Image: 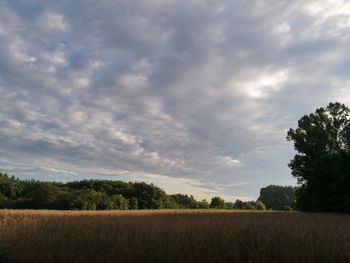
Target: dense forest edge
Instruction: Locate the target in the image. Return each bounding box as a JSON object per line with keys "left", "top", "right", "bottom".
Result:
{"left": 0, "top": 172, "right": 296, "bottom": 211}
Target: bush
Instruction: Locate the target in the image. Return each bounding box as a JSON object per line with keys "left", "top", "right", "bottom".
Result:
{"left": 256, "top": 201, "right": 266, "bottom": 210}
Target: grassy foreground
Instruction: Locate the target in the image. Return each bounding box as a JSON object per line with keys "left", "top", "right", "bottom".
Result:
{"left": 0, "top": 210, "right": 350, "bottom": 263}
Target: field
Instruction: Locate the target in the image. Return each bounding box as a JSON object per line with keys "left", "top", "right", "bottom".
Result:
{"left": 1, "top": 210, "right": 350, "bottom": 263}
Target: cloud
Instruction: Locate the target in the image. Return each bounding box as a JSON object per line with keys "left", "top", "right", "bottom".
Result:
{"left": 0, "top": 0, "right": 349, "bottom": 199}
{"left": 39, "top": 13, "right": 69, "bottom": 32}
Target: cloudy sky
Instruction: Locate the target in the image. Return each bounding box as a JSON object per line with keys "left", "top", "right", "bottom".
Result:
{"left": 1, "top": 0, "right": 350, "bottom": 201}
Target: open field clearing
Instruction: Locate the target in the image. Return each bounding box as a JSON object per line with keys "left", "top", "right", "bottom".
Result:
{"left": 1, "top": 210, "right": 350, "bottom": 263}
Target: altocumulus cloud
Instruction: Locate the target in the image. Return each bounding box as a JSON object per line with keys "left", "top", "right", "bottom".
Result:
{"left": 1, "top": 0, "right": 350, "bottom": 200}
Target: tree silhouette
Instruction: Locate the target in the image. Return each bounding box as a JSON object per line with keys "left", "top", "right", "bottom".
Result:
{"left": 287, "top": 102, "right": 350, "bottom": 212}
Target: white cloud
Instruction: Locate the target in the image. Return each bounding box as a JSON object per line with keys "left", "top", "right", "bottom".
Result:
{"left": 117, "top": 73, "right": 148, "bottom": 92}
{"left": 43, "top": 49, "right": 68, "bottom": 66}
{"left": 40, "top": 166, "right": 78, "bottom": 176}
{"left": 39, "top": 13, "right": 69, "bottom": 31}
{"left": 232, "top": 69, "right": 290, "bottom": 99}
{"left": 74, "top": 77, "right": 90, "bottom": 88}
{"left": 304, "top": 0, "right": 350, "bottom": 17}
{"left": 217, "top": 156, "right": 241, "bottom": 167}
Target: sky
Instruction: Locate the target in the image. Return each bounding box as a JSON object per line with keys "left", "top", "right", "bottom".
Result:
{"left": 1, "top": 0, "right": 350, "bottom": 201}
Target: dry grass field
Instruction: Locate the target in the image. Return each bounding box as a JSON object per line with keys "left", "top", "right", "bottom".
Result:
{"left": 1, "top": 210, "right": 350, "bottom": 263}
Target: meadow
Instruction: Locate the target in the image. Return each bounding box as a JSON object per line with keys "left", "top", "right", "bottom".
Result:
{"left": 0, "top": 210, "right": 350, "bottom": 263}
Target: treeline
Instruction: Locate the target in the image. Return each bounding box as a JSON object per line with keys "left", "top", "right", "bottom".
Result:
{"left": 169, "top": 194, "right": 268, "bottom": 210}
{"left": 0, "top": 172, "right": 296, "bottom": 210}
{"left": 0, "top": 173, "right": 172, "bottom": 210}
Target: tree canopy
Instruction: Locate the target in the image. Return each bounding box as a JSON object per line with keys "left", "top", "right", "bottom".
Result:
{"left": 287, "top": 102, "right": 350, "bottom": 212}
{"left": 210, "top": 196, "right": 226, "bottom": 209}
{"left": 0, "top": 173, "right": 175, "bottom": 210}
{"left": 258, "top": 185, "right": 296, "bottom": 210}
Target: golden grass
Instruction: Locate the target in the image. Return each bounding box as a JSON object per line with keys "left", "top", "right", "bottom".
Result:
{"left": 0, "top": 209, "right": 271, "bottom": 216}
{"left": 1, "top": 210, "right": 350, "bottom": 263}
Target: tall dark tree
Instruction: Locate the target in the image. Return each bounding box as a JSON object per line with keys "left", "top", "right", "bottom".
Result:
{"left": 287, "top": 102, "right": 350, "bottom": 212}
{"left": 258, "top": 185, "right": 296, "bottom": 210}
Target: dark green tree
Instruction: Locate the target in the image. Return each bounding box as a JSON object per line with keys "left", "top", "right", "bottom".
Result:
{"left": 161, "top": 196, "right": 178, "bottom": 209}
{"left": 170, "top": 194, "right": 198, "bottom": 208}
{"left": 129, "top": 197, "right": 138, "bottom": 210}
{"left": 210, "top": 196, "right": 226, "bottom": 209}
{"left": 29, "top": 183, "right": 62, "bottom": 209}
{"left": 242, "top": 201, "right": 256, "bottom": 210}
{"left": 132, "top": 182, "right": 168, "bottom": 209}
{"left": 0, "top": 193, "right": 9, "bottom": 208}
{"left": 225, "top": 202, "right": 235, "bottom": 209}
{"left": 198, "top": 199, "right": 210, "bottom": 209}
{"left": 258, "top": 185, "right": 296, "bottom": 210}
{"left": 287, "top": 102, "right": 350, "bottom": 212}
{"left": 111, "top": 194, "right": 128, "bottom": 210}
{"left": 233, "top": 199, "right": 243, "bottom": 209}
{"left": 0, "top": 173, "right": 22, "bottom": 200}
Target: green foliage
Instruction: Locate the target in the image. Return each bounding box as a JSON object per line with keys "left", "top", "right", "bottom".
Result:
{"left": 287, "top": 102, "right": 350, "bottom": 212}
{"left": 242, "top": 201, "right": 256, "bottom": 210}
{"left": 0, "top": 174, "right": 172, "bottom": 210}
{"left": 225, "top": 202, "right": 235, "bottom": 209}
{"left": 129, "top": 197, "right": 138, "bottom": 210}
{"left": 0, "top": 193, "right": 9, "bottom": 209}
{"left": 198, "top": 199, "right": 210, "bottom": 209}
{"left": 255, "top": 200, "right": 266, "bottom": 210}
{"left": 111, "top": 194, "right": 128, "bottom": 210}
{"left": 258, "top": 185, "right": 296, "bottom": 210}
{"left": 210, "top": 196, "right": 226, "bottom": 209}
{"left": 161, "top": 196, "right": 178, "bottom": 209}
{"left": 234, "top": 199, "right": 243, "bottom": 209}
{"left": 0, "top": 173, "right": 22, "bottom": 200}
{"left": 169, "top": 194, "right": 211, "bottom": 209}
{"left": 30, "top": 183, "right": 63, "bottom": 209}
{"left": 170, "top": 194, "right": 199, "bottom": 209}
